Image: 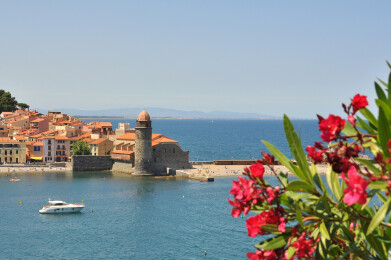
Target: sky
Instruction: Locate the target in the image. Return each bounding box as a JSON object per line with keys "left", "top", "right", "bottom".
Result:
{"left": 0, "top": 1, "right": 390, "bottom": 118}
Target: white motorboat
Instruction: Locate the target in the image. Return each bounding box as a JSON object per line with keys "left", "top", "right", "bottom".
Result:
{"left": 39, "top": 200, "right": 85, "bottom": 214}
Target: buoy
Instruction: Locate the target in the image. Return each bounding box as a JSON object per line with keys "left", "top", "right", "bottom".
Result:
{"left": 20, "top": 201, "right": 22, "bottom": 204}
{"left": 182, "top": 195, "right": 185, "bottom": 198}
{"left": 82, "top": 200, "right": 83, "bottom": 202}
{"left": 204, "top": 250, "right": 207, "bottom": 256}
{"left": 241, "top": 215, "right": 243, "bottom": 218}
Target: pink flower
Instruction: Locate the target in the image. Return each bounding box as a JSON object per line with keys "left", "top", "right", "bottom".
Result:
{"left": 246, "top": 214, "right": 263, "bottom": 237}
{"left": 306, "top": 145, "right": 325, "bottom": 163}
{"left": 342, "top": 166, "right": 369, "bottom": 206}
{"left": 291, "top": 232, "right": 316, "bottom": 258}
{"left": 228, "top": 177, "right": 261, "bottom": 217}
{"left": 249, "top": 162, "right": 265, "bottom": 180}
{"left": 247, "top": 249, "right": 277, "bottom": 260}
{"left": 351, "top": 94, "right": 368, "bottom": 114}
{"left": 265, "top": 186, "right": 280, "bottom": 205}
{"left": 245, "top": 207, "right": 287, "bottom": 237}
{"left": 317, "top": 114, "right": 345, "bottom": 142}
{"left": 348, "top": 115, "right": 356, "bottom": 126}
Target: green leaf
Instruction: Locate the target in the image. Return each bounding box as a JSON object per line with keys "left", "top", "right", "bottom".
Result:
{"left": 375, "top": 81, "right": 387, "bottom": 102}
{"left": 376, "top": 99, "right": 391, "bottom": 120}
{"left": 287, "top": 180, "right": 316, "bottom": 193}
{"left": 377, "top": 192, "right": 387, "bottom": 203}
{"left": 326, "top": 167, "right": 342, "bottom": 201}
{"left": 287, "top": 247, "right": 296, "bottom": 259}
{"left": 366, "top": 198, "right": 391, "bottom": 236}
{"left": 360, "top": 107, "right": 378, "bottom": 129}
{"left": 283, "top": 115, "right": 313, "bottom": 184}
{"left": 295, "top": 202, "right": 304, "bottom": 228}
{"left": 356, "top": 158, "right": 381, "bottom": 176}
{"left": 262, "top": 140, "right": 304, "bottom": 180}
{"left": 368, "top": 181, "right": 388, "bottom": 190}
{"left": 319, "top": 221, "right": 330, "bottom": 240}
{"left": 378, "top": 78, "right": 388, "bottom": 88}
{"left": 256, "top": 234, "right": 290, "bottom": 250}
{"left": 377, "top": 107, "right": 391, "bottom": 156}
{"left": 356, "top": 116, "right": 376, "bottom": 135}
{"left": 342, "top": 122, "right": 357, "bottom": 136}
{"left": 367, "top": 234, "right": 387, "bottom": 259}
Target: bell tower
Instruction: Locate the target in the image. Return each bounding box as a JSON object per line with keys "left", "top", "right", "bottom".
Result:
{"left": 134, "top": 110, "right": 153, "bottom": 175}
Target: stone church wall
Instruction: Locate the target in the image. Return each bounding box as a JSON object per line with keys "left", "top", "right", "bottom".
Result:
{"left": 151, "top": 143, "right": 192, "bottom": 174}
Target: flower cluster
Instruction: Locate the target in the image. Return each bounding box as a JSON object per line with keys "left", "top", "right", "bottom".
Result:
{"left": 229, "top": 83, "right": 391, "bottom": 259}
{"left": 246, "top": 207, "right": 287, "bottom": 237}
{"left": 291, "top": 232, "right": 316, "bottom": 259}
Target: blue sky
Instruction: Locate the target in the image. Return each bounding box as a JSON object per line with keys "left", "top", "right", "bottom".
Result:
{"left": 0, "top": 1, "right": 390, "bottom": 118}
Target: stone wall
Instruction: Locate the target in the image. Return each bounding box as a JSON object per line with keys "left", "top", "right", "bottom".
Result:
{"left": 151, "top": 143, "right": 192, "bottom": 174}
{"left": 112, "top": 159, "right": 133, "bottom": 174}
{"left": 72, "top": 155, "right": 113, "bottom": 171}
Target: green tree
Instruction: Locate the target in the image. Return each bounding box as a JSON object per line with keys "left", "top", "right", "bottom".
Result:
{"left": 72, "top": 141, "right": 92, "bottom": 155}
{"left": 17, "top": 103, "right": 30, "bottom": 110}
{"left": 0, "top": 90, "right": 18, "bottom": 113}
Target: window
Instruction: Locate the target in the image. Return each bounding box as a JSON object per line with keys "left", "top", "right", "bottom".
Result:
{"left": 16, "top": 158, "right": 18, "bottom": 163}
{"left": 38, "top": 147, "right": 40, "bottom": 151}
{"left": 173, "top": 148, "right": 175, "bottom": 153}
{"left": 48, "top": 140, "right": 51, "bottom": 144}
{"left": 48, "top": 152, "right": 51, "bottom": 156}
{"left": 16, "top": 150, "right": 18, "bottom": 155}
{"left": 154, "top": 157, "right": 157, "bottom": 162}
{"left": 5, "top": 150, "right": 7, "bottom": 155}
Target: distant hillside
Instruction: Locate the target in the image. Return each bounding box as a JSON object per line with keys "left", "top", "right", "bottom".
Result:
{"left": 35, "top": 107, "right": 280, "bottom": 119}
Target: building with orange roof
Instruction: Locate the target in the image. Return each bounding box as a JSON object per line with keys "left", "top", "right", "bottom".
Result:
{"left": 112, "top": 110, "right": 191, "bottom": 174}
{"left": 30, "top": 118, "right": 49, "bottom": 132}
{"left": 7, "top": 117, "right": 29, "bottom": 128}
{"left": 0, "top": 140, "right": 26, "bottom": 164}
{"left": 42, "top": 135, "right": 71, "bottom": 162}
{"left": 89, "top": 138, "right": 113, "bottom": 156}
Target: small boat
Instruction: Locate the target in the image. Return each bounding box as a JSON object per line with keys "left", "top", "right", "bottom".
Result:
{"left": 10, "top": 177, "right": 20, "bottom": 182}
{"left": 39, "top": 200, "right": 85, "bottom": 214}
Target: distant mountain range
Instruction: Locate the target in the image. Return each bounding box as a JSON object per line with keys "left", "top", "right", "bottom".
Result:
{"left": 35, "top": 107, "right": 280, "bottom": 119}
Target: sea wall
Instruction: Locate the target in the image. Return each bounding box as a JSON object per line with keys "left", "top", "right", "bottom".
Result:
{"left": 72, "top": 155, "right": 113, "bottom": 171}
{"left": 112, "top": 159, "right": 133, "bottom": 174}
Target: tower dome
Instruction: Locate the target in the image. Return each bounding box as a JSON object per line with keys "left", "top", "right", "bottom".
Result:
{"left": 137, "top": 110, "right": 151, "bottom": 122}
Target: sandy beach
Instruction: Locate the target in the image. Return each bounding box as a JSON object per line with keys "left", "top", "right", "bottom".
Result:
{"left": 0, "top": 165, "right": 72, "bottom": 174}
{"left": 182, "top": 164, "right": 328, "bottom": 178}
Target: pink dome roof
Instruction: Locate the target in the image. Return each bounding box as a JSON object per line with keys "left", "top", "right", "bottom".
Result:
{"left": 137, "top": 110, "right": 151, "bottom": 121}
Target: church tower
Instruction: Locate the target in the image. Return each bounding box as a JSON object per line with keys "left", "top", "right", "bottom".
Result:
{"left": 134, "top": 110, "right": 153, "bottom": 175}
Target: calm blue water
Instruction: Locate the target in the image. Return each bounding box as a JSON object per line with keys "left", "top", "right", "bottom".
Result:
{"left": 0, "top": 173, "right": 283, "bottom": 259}
{"left": 1, "top": 120, "right": 322, "bottom": 259}
{"left": 84, "top": 119, "right": 320, "bottom": 161}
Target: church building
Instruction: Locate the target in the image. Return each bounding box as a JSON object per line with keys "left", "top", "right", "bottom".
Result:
{"left": 112, "top": 110, "right": 191, "bottom": 175}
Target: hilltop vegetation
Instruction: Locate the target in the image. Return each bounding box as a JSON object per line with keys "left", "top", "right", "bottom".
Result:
{"left": 0, "top": 90, "right": 29, "bottom": 114}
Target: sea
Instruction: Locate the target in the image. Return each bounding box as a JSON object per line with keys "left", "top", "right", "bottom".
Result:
{"left": 0, "top": 119, "right": 320, "bottom": 259}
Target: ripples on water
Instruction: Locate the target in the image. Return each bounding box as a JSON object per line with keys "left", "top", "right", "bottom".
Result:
{"left": 0, "top": 173, "right": 286, "bottom": 259}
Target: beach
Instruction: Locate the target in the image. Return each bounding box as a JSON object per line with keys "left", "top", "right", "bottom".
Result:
{"left": 0, "top": 165, "right": 71, "bottom": 174}
{"left": 182, "top": 164, "right": 329, "bottom": 178}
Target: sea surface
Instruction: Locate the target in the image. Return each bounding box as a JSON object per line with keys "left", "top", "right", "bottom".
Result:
{"left": 0, "top": 173, "right": 284, "bottom": 259}
{"left": 83, "top": 118, "right": 321, "bottom": 161}
{"left": 1, "top": 119, "right": 322, "bottom": 259}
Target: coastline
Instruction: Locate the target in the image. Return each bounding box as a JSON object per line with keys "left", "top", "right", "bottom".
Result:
{"left": 0, "top": 163, "right": 329, "bottom": 178}
{"left": 181, "top": 164, "right": 328, "bottom": 178}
